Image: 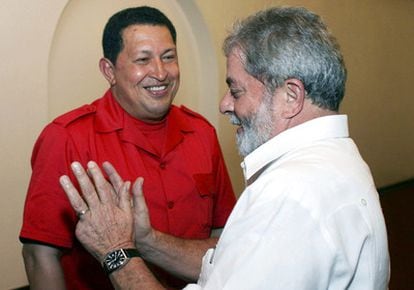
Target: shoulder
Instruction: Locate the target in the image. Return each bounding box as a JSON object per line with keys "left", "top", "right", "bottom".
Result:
{"left": 34, "top": 104, "right": 96, "bottom": 147}
{"left": 52, "top": 104, "right": 96, "bottom": 127}
{"left": 176, "top": 105, "right": 215, "bottom": 129}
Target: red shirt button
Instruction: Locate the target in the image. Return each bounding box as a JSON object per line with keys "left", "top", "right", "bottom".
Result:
{"left": 167, "top": 201, "right": 174, "bottom": 209}
{"left": 160, "top": 162, "right": 166, "bottom": 169}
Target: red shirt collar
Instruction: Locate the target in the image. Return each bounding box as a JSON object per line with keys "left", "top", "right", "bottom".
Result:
{"left": 94, "top": 89, "right": 194, "bottom": 155}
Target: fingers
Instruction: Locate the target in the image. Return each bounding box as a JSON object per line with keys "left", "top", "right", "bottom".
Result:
{"left": 85, "top": 161, "right": 114, "bottom": 204}
{"left": 59, "top": 175, "right": 89, "bottom": 215}
{"left": 118, "top": 181, "right": 132, "bottom": 212}
{"left": 71, "top": 162, "right": 100, "bottom": 207}
{"left": 102, "top": 161, "right": 124, "bottom": 194}
{"left": 64, "top": 160, "right": 134, "bottom": 216}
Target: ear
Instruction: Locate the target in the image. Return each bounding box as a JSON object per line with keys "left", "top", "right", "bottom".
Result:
{"left": 99, "top": 58, "right": 116, "bottom": 86}
{"left": 281, "top": 78, "right": 306, "bottom": 118}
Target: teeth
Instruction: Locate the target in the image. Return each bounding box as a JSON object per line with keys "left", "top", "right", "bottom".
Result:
{"left": 146, "top": 85, "right": 167, "bottom": 91}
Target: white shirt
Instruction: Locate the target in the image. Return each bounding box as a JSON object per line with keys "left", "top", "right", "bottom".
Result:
{"left": 185, "top": 115, "right": 390, "bottom": 290}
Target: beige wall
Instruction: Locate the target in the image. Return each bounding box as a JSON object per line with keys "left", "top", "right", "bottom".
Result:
{"left": 1, "top": 0, "right": 413, "bottom": 288}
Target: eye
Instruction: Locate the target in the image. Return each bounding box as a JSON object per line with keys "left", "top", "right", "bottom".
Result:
{"left": 230, "top": 89, "right": 242, "bottom": 99}
{"left": 162, "top": 53, "right": 176, "bottom": 63}
{"left": 135, "top": 57, "right": 150, "bottom": 64}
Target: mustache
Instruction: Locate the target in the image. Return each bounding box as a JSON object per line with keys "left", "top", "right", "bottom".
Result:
{"left": 227, "top": 113, "right": 242, "bottom": 126}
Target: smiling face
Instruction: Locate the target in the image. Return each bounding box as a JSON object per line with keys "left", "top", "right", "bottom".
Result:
{"left": 100, "top": 24, "right": 180, "bottom": 122}
{"left": 220, "top": 48, "right": 287, "bottom": 156}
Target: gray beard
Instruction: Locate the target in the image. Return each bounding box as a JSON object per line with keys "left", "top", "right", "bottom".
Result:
{"left": 229, "top": 96, "right": 274, "bottom": 157}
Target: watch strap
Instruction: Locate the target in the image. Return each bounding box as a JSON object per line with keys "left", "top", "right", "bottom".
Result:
{"left": 123, "top": 248, "right": 141, "bottom": 259}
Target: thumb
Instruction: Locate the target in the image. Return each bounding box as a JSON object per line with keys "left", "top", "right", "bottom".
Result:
{"left": 132, "top": 177, "right": 154, "bottom": 243}
{"left": 132, "top": 177, "right": 148, "bottom": 213}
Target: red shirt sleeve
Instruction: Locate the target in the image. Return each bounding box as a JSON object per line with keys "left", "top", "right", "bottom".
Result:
{"left": 20, "top": 123, "right": 80, "bottom": 248}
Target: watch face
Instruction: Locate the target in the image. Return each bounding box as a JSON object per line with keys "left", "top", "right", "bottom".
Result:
{"left": 104, "top": 250, "right": 127, "bottom": 271}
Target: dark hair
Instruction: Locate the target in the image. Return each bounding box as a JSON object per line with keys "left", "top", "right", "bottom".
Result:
{"left": 223, "top": 7, "right": 347, "bottom": 111}
{"left": 102, "top": 6, "right": 177, "bottom": 64}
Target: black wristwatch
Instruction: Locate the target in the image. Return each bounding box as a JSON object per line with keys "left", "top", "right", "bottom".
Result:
{"left": 102, "top": 248, "right": 141, "bottom": 275}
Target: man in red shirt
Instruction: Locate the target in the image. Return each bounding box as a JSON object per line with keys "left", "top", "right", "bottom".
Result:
{"left": 20, "top": 6, "right": 235, "bottom": 290}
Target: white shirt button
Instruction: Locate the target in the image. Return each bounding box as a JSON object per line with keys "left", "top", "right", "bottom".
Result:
{"left": 361, "top": 198, "right": 367, "bottom": 206}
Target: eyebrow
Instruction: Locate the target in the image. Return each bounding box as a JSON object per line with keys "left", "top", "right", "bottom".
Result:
{"left": 163, "top": 48, "right": 177, "bottom": 54}
{"left": 136, "top": 47, "right": 176, "bottom": 55}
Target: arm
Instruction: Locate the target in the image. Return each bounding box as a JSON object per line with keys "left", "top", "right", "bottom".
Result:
{"left": 22, "top": 243, "right": 66, "bottom": 290}
{"left": 130, "top": 176, "right": 215, "bottom": 281}
{"left": 20, "top": 123, "right": 82, "bottom": 289}
{"left": 109, "top": 258, "right": 164, "bottom": 290}
{"left": 137, "top": 233, "right": 216, "bottom": 282}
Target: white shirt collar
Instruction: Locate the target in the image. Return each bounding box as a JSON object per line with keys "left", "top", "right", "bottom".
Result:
{"left": 241, "top": 115, "right": 349, "bottom": 181}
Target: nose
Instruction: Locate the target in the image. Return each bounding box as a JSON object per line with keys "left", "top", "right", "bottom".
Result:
{"left": 219, "top": 90, "right": 234, "bottom": 114}
{"left": 151, "top": 59, "right": 168, "bottom": 81}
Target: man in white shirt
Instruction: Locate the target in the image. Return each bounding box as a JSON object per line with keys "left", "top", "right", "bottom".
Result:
{"left": 60, "top": 6, "right": 390, "bottom": 289}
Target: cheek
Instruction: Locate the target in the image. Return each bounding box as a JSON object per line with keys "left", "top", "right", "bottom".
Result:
{"left": 119, "top": 64, "right": 147, "bottom": 84}
{"left": 167, "top": 64, "right": 180, "bottom": 78}
{"left": 131, "top": 68, "right": 148, "bottom": 83}
{"left": 234, "top": 98, "right": 253, "bottom": 117}
{"left": 233, "top": 104, "right": 249, "bottom": 121}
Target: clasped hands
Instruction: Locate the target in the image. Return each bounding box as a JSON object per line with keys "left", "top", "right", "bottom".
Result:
{"left": 59, "top": 161, "right": 152, "bottom": 262}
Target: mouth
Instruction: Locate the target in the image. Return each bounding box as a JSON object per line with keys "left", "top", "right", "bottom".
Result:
{"left": 227, "top": 114, "right": 244, "bottom": 133}
{"left": 144, "top": 84, "right": 169, "bottom": 96}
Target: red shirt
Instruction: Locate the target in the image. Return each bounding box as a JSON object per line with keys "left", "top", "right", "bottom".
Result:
{"left": 20, "top": 90, "right": 236, "bottom": 289}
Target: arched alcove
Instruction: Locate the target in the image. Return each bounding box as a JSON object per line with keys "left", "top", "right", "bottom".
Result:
{"left": 48, "top": 0, "right": 219, "bottom": 125}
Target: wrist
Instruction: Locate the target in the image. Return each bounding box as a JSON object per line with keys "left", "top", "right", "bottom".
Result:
{"left": 102, "top": 248, "right": 141, "bottom": 275}
{"left": 98, "top": 241, "right": 136, "bottom": 262}
{"left": 136, "top": 229, "right": 156, "bottom": 246}
{"left": 135, "top": 229, "right": 165, "bottom": 260}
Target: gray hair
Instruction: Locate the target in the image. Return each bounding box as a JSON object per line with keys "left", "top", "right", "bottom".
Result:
{"left": 223, "top": 7, "right": 347, "bottom": 111}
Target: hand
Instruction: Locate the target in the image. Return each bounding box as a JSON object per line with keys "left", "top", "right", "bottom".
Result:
{"left": 131, "top": 175, "right": 153, "bottom": 245}
{"left": 59, "top": 161, "right": 135, "bottom": 262}
{"left": 95, "top": 162, "right": 154, "bottom": 245}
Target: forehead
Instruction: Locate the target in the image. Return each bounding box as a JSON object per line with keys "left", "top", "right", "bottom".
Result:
{"left": 226, "top": 48, "right": 256, "bottom": 86}
{"left": 226, "top": 48, "right": 244, "bottom": 70}
{"left": 121, "top": 24, "right": 174, "bottom": 46}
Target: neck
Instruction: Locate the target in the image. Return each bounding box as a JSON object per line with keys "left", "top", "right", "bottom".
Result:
{"left": 275, "top": 100, "right": 337, "bottom": 136}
